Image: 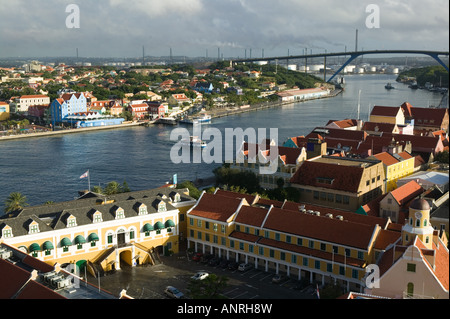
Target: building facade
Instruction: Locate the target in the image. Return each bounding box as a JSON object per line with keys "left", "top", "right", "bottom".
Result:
{"left": 186, "top": 190, "right": 401, "bottom": 293}
{"left": 0, "top": 188, "right": 196, "bottom": 275}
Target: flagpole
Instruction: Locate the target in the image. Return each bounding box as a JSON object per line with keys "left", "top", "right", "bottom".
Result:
{"left": 88, "top": 169, "right": 91, "bottom": 191}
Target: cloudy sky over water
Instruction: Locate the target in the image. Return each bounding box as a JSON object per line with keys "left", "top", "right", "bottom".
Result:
{"left": 0, "top": 0, "right": 448, "bottom": 58}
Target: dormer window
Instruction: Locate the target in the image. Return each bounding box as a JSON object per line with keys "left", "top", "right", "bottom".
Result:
{"left": 138, "top": 204, "right": 148, "bottom": 215}
{"left": 28, "top": 221, "right": 39, "bottom": 234}
{"left": 158, "top": 201, "right": 167, "bottom": 212}
{"left": 172, "top": 193, "right": 181, "bottom": 203}
{"left": 1, "top": 225, "right": 13, "bottom": 238}
{"left": 93, "top": 210, "right": 103, "bottom": 223}
{"left": 115, "top": 207, "right": 125, "bottom": 219}
{"left": 67, "top": 215, "right": 77, "bottom": 227}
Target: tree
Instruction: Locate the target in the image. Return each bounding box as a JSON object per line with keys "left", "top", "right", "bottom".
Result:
{"left": 176, "top": 181, "right": 201, "bottom": 199}
{"left": 187, "top": 274, "right": 229, "bottom": 299}
{"left": 104, "top": 181, "right": 121, "bottom": 195}
{"left": 4, "top": 192, "right": 29, "bottom": 213}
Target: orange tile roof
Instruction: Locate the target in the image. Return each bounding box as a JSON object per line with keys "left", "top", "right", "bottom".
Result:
{"left": 290, "top": 161, "right": 364, "bottom": 193}
{"left": 373, "top": 229, "right": 401, "bottom": 250}
{"left": 189, "top": 193, "right": 244, "bottom": 222}
{"left": 373, "top": 152, "right": 399, "bottom": 166}
{"left": 390, "top": 180, "right": 424, "bottom": 206}
{"left": 263, "top": 207, "right": 376, "bottom": 249}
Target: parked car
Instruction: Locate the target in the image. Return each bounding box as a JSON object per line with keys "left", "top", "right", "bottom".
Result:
{"left": 219, "top": 259, "right": 230, "bottom": 269}
{"left": 191, "top": 271, "right": 209, "bottom": 281}
{"left": 227, "top": 261, "right": 239, "bottom": 270}
{"left": 201, "top": 253, "right": 214, "bottom": 264}
{"left": 164, "top": 286, "right": 184, "bottom": 299}
{"left": 238, "top": 263, "right": 252, "bottom": 272}
{"left": 272, "top": 274, "right": 287, "bottom": 284}
{"left": 192, "top": 252, "right": 203, "bottom": 262}
{"left": 208, "top": 257, "right": 221, "bottom": 266}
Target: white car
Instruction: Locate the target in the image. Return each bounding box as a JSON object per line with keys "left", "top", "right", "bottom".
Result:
{"left": 164, "top": 286, "right": 184, "bottom": 299}
{"left": 191, "top": 271, "right": 209, "bottom": 280}
{"left": 238, "top": 263, "right": 252, "bottom": 272}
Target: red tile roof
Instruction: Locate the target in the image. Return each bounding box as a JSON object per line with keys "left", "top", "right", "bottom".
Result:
{"left": 189, "top": 193, "right": 244, "bottom": 222}
{"left": 290, "top": 161, "right": 364, "bottom": 193}
{"left": 373, "top": 152, "right": 399, "bottom": 166}
{"left": 370, "top": 106, "right": 402, "bottom": 117}
{"left": 390, "top": 180, "right": 424, "bottom": 206}
{"left": 263, "top": 207, "right": 376, "bottom": 249}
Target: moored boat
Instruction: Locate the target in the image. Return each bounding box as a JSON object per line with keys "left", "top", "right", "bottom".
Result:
{"left": 181, "top": 136, "right": 207, "bottom": 148}
{"left": 385, "top": 83, "right": 395, "bottom": 90}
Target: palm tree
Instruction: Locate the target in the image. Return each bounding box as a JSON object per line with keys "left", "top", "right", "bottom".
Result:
{"left": 4, "top": 192, "right": 29, "bottom": 213}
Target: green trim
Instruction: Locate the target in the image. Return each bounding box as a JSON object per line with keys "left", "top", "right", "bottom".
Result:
{"left": 165, "top": 219, "right": 175, "bottom": 228}
{"left": 74, "top": 235, "right": 86, "bottom": 244}
{"left": 60, "top": 237, "right": 72, "bottom": 247}
{"left": 154, "top": 221, "right": 165, "bottom": 230}
{"left": 42, "top": 241, "right": 54, "bottom": 250}
{"left": 143, "top": 223, "right": 154, "bottom": 232}
{"left": 87, "top": 233, "right": 99, "bottom": 242}
{"left": 29, "top": 243, "right": 41, "bottom": 252}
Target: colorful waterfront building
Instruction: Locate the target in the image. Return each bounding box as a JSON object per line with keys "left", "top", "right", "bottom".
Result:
{"left": 186, "top": 190, "right": 402, "bottom": 293}
{"left": 0, "top": 187, "right": 196, "bottom": 275}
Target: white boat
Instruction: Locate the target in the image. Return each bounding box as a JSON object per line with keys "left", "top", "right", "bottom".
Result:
{"left": 178, "top": 117, "right": 199, "bottom": 125}
{"left": 181, "top": 136, "right": 207, "bottom": 148}
{"left": 193, "top": 113, "right": 211, "bottom": 123}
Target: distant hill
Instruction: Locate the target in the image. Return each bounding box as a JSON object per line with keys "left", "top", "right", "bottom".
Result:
{"left": 397, "top": 65, "right": 449, "bottom": 87}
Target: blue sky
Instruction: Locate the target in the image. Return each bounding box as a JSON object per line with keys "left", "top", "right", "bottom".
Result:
{"left": 0, "top": 0, "right": 448, "bottom": 58}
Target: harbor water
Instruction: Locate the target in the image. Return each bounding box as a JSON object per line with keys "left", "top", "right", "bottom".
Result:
{"left": 0, "top": 74, "right": 445, "bottom": 213}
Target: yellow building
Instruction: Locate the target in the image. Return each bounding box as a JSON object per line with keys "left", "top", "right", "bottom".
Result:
{"left": 187, "top": 190, "right": 402, "bottom": 293}
{"left": 369, "top": 198, "right": 449, "bottom": 299}
{"left": 370, "top": 151, "right": 415, "bottom": 192}
{"left": 369, "top": 106, "right": 405, "bottom": 125}
{"left": 0, "top": 101, "right": 10, "bottom": 121}
{"left": 0, "top": 187, "right": 196, "bottom": 275}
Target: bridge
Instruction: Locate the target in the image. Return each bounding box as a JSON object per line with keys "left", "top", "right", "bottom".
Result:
{"left": 230, "top": 50, "right": 449, "bottom": 83}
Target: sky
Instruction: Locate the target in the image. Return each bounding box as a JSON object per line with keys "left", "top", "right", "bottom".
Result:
{"left": 0, "top": 0, "right": 448, "bottom": 59}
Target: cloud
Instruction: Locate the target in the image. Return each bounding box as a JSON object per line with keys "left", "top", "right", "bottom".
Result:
{"left": 0, "top": 0, "right": 447, "bottom": 58}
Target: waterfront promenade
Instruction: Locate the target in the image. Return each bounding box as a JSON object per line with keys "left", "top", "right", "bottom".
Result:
{"left": 0, "top": 121, "right": 146, "bottom": 141}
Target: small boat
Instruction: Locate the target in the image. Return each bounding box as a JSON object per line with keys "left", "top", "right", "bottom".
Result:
{"left": 156, "top": 117, "right": 177, "bottom": 125}
{"left": 385, "top": 83, "right": 395, "bottom": 90}
{"left": 181, "top": 136, "right": 207, "bottom": 148}
{"left": 193, "top": 113, "right": 211, "bottom": 123}
{"left": 178, "top": 117, "right": 199, "bottom": 125}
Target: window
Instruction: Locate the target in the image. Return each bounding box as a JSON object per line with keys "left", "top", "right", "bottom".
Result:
{"left": 213, "top": 223, "right": 218, "bottom": 232}
{"left": 275, "top": 233, "right": 280, "bottom": 241}
{"left": 335, "top": 195, "right": 342, "bottom": 204}
{"left": 259, "top": 247, "right": 264, "bottom": 255}
{"left": 115, "top": 208, "right": 125, "bottom": 219}
{"left": 213, "top": 235, "right": 218, "bottom": 244}
{"left": 269, "top": 249, "right": 275, "bottom": 258}
{"left": 297, "top": 238, "right": 303, "bottom": 246}
{"left": 339, "top": 266, "right": 345, "bottom": 276}
{"left": 352, "top": 269, "right": 359, "bottom": 279}
{"left": 197, "top": 219, "right": 202, "bottom": 228}
{"left": 327, "top": 193, "right": 334, "bottom": 202}
{"left": 333, "top": 246, "right": 338, "bottom": 254}
{"left": 205, "top": 234, "right": 210, "bottom": 242}
{"left": 280, "top": 252, "right": 286, "bottom": 261}
{"left": 249, "top": 245, "right": 254, "bottom": 253}
{"left": 313, "top": 191, "right": 319, "bottom": 200}
{"left": 327, "top": 263, "right": 333, "bottom": 272}
{"left": 416, "top": 219, "right": 420, "bottom": 227}
{"left": 93, "top": 212, "right": 103, "bottom": 223}
{"left": 197, "top": 232, "right": 202, "bottom": 240}
{"left": 309, "top": 240, "right": 314, "bottom": 249}
{"left": 139, "top": 205, "right": 148, "bottom": 215}
{"left": 221, "top": 225, "right": 226, "bottom": 233}
{"left": 303, "top": 257, "right": 308, "bottom": 267}
{"left": 221, "top": 237, "right": 226, "bottom": 246}
{"left": 230, "top": 240, "right": 234, "bottom": 248}
{"left": 345, "top": 248, "right": 350, "bottom": 257}
{"left": 190, "top": 230, "right": 194, "bottom": 238}
{"left": 205, "top": 221, "right": 210, "bottom": 229}
{"left": 264, "top": 231, "right": 270, "bottom": 238}
{"left": 358, "top": 251, "right": 364, "bottom": 260}
{"left": 314, "top": 260, "right": 320, "bottom": 270}
{"left": 189, "top": 218, "right": 194, "bottom": 226}
{"left": 291, "top": 255, "right": 297, "bottom": 264}
{"left": 29, "top": 223, "right": 39, "bottom": 234}
{"left": 107, "top": 234, "right": 113, "bottom": 244}
{"left": 2, "top": 227, "right": 13, "bottom": 238}
{"left": 407, "top": 263, "right": 416, "bottom": 272}
{"left": 67, "top": 216, "right": 77, "bottom": 227}
{"left": 286, "top": 235, "right": 292, "bottom": 244}
{"left": 407, "top": 283, "right": 414, "bottom": 297}
{"left": 343, "top": 196, "right": 350, "bottom": 205}
{"left": 320, "top": 243, "right": 326, "bottom": 251}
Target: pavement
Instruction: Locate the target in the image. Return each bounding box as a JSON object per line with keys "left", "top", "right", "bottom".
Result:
{"left": 93, "top": 249, "right": 317, "bottom": 300}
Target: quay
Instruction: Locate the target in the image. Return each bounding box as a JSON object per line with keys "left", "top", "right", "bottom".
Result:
{"left": 207, "top": 89, "right": 343, "bottom": 119}
{"left": 0, "top": 121, "right": 146, "bottom": 141}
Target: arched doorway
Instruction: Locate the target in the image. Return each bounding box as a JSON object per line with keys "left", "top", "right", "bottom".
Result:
{"left": 119, "top": 250, "right": 133, "bottom": 268}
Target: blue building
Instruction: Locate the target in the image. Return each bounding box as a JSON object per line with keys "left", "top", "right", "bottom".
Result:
{"left": 194, "top": 82, "right": 214, "bottom": 94}
{"left": 50, "top": 93, "right": 124, "bottom": 128}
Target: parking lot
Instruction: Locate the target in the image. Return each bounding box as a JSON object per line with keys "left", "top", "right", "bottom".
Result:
{"left": 95, "top": 251, "right": 318, "bottom": 300}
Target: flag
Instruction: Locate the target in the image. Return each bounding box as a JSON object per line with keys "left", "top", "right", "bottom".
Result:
{"left": 80, "top": 171, "right": 89, "bottom": 179}
{"left": 316, "top": 284, "right": 320, "bottom": 299}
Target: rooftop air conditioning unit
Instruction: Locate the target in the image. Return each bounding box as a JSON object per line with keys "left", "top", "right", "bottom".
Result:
{"left": 42, "top": 271, "right": 57, "bottom": 283}
{"left": 336, "top": 215, "right": 344, "bottom": 221}
{"left": 307, "top": 210, "right": 314, "bottom": 214}
{"left": 325, "top": 213, "right": 333, "bottom": 218}
{"left": 298, "top": 205, "right": 306, "bottom": 211}
{"left": 55, "top": 277, "right": 72, "bottom": 289}
{"left": 313, "top": 211, "right": 320, "bottom": 216}
{"left": 0, "top": 248, "right": 12, "bottom": 259}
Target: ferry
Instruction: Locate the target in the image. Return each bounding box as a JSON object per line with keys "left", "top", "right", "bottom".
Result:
{"left": 178, "top": 117, "right": 199, "bottom": 125}
{"left": 181, "top": 136, "right": 207, "bottom": 148}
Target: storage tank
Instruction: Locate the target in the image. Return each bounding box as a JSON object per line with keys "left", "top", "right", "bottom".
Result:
{"left": 287, "top": 64, "right": 297, "bottom": 71}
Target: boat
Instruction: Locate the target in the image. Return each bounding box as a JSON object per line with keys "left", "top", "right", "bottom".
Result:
{"left": 408, "top": 81, "right": 418, "bottom": 90}
{"left": 181, "top": 136, "right": 207, "bottom": 148}
{"left": 193, "top": 113, "right": 211, "bottom": 123}
{"left": 385, "top": 83, "right": 395, "bottom": 90}
{"left": 156, "top": 117, "right": 177, "bottom": 125}
{"left": 178, "top": 117, "right": 199, "bottom": 125}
